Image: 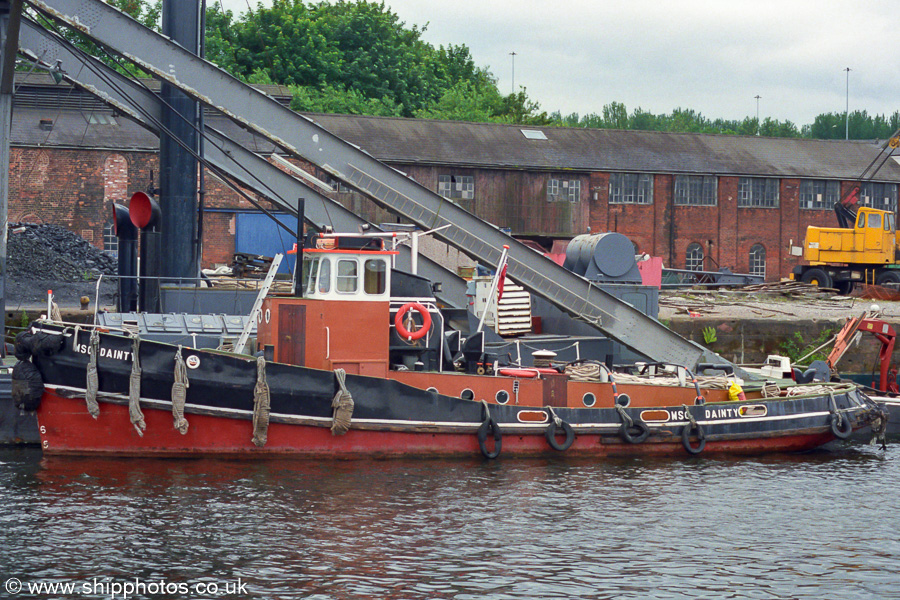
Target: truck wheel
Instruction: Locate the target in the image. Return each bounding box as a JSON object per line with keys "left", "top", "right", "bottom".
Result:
{"left": 801, "top": 268, "right": 832, "bottom": 289}
{"left": 835, "top": 281, "right": 855, "bottom": 295}
{"left": 876, "top": 271, "right": 900, "bottom": 286}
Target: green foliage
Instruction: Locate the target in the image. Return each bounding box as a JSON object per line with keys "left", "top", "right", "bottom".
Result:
{"left": 702, "top": 326, "right": 717, "bottom": 345}
{"left": 289, "top": 82, "right": 401, "bottom": 116}
{"left": 778, "top": 329, "right": 833, "bottom": 365}
{"left": 19, "top": 310, "right": 29, "bottom": 329}
{"left": 200, "top": 0, "right": 547, "bottom": 122}
{"left": 548, "top": 104, "right": 801, "bottom": 138}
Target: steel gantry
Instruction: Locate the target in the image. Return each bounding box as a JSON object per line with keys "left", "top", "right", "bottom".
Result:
{"left": 21, "top": 0, "right": 732, "bottom": 371}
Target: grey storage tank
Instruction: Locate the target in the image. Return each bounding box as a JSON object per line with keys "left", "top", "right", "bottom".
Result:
{"left": 562, "top": 232, "right": 642, "bottom": 283}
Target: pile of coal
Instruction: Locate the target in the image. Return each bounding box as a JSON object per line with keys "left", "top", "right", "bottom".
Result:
{"left": 7, "top": 223, "right": 117, "bottom": 282}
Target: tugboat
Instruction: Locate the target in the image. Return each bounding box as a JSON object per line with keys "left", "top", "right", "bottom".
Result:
{"left": 14, "top": 231, "right": 887, "bottom": 458}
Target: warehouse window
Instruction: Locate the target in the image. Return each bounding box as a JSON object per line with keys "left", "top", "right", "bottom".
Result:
{"left": 547, "top": 178, "right": 580, "bottom": 202}
{"left": 103, "top": 222, "right": 118, "bottom": 257}
{"left": 674, "top": 175, "right": 717, "bottom": 206}
{"left": 329, "top": 178, "right": 351, "bottom": 193}
{"left": 859, "top": 182, "right": 898, "bottom": 213}
{"left": 749, "top": 244, "right": 766, "bottom": 278}
{"left": 799, "top": 180, "right": 840, "bottom": 210}
{"left": 738, "top": 177, "right": 779, "bottom": 208}
{"left": 685, "top": 243, "right": 704, "bottom": 271}
{"left": 609, "top": 173, "right": 653, "bottom": 204}
{"left": 438, "top": 175, "right": 474, "bottom": 200}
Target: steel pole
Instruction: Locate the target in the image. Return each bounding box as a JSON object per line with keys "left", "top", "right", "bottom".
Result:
{"left": 0, "top": 0, "right": 23, "bottom": 356}
{"left": 845, "top": 67, "right": 851, "bottom": 140}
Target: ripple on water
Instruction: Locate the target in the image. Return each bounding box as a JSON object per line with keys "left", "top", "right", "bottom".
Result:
{"left": 0, "top": 445, "right": 898, "bottom": 599}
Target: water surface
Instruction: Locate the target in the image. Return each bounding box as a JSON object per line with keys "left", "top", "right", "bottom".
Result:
{"left": 0, "top": 444, "right": 898, "bottom": 599}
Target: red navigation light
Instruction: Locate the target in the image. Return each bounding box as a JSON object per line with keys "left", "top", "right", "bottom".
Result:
{"left": 129, "top": 191, "right": 161, "bottom": 230}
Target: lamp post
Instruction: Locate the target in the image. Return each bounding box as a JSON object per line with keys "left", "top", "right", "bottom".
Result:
{"left": 754, "top": 95, "right": 761, "bottom": 135}
{"left": 509, "top": 51, "right": 517, "bottom": 94}
{"left": 844, "top": 67, "right": 851, "bottom": 140}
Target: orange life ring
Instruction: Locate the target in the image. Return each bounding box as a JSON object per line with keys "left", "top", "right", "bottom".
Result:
{"left": 395, "top": 302, "right": 432, "bottom": 340}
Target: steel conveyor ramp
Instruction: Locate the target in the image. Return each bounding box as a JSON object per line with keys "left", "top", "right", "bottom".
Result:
{"left": 16, "top": 16, "right": 469, "bottom": 307}
{"left": 26, "top": 0, "right": 725, "bottom": 370}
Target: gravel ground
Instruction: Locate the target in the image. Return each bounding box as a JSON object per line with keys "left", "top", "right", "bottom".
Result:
{"left": 660, "top": 289, "right": 900, "bottom": 323}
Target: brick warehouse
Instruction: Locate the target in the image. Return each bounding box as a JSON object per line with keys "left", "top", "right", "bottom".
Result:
{"left": 9, "top": 73, "right": 900, "bottom": 281}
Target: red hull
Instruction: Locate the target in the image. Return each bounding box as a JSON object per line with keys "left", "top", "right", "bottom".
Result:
{"left": 36, "top": 389, "right": 838, "bottom": 458}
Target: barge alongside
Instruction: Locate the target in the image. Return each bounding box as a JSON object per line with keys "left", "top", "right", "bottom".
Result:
{"left": 16, "top": 233, "right": 888, "bottom": 458}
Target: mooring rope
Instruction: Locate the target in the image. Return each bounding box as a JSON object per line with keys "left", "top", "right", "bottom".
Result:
{"left": 564, "top": 363, "right": 731, "bottom": 389}
{"left": 331, "top": 368, "right": 354, "bottom": 436}
{"left": 546, "top": 405, "right": 562, "bottom": 427}
{"left": 171, "top": 346, "right": 190, "bottom": 435}
{"left": 614, "top": 403, "right": 633, "bottom": 428}
{"left": 761, "top": 382, "right": 781, "bottom": 398}
{"left": 252, "top": 356, "right": 271, "bottom": 447}
{"left": 682, "top": 404, "right": 699, "bottom": 428}
{"left": 828, "top": 390, "right": 843, "bottom": 428}
{"left": 84, "top": 328, "right": 100, "bottom": 419}
{"left": 50, "top": 301, "right": 62, "bottom": 323}
{"left": 128, "top": 336, "right": 146, "bottom": 436}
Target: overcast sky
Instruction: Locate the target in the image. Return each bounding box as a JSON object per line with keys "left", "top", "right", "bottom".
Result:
{"left": 218, "top": 0, "right": 899, "bottom": 127}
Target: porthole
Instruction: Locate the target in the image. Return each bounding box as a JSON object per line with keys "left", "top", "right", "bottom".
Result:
{"left": 739, "top": 405, "right": 768, "bottom": 417}
{"left": 496, "top": 390, "right": 510, "bottom": 404}
{"left": 426, "top": 387, "right": 438, "bottom": 394}
{"left": 460, "top": 388, "right": 475, "bottom": 401}
{"left": 615, "top": 393, "right": 631, "bottom": 408}
{"left": 582, "top": 392, "right": 596, "bottom": 407}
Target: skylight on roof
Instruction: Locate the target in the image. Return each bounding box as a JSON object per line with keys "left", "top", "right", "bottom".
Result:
{"left": 521, "top": 129, "right": 547, "bottom": 140}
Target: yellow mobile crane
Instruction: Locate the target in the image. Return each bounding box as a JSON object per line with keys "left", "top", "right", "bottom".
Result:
{"left": 790, "top": 134, "right": 900, "bottom": 293}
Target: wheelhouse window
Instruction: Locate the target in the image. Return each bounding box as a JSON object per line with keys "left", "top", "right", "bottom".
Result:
{"left": 609, "top": 173, "right": 653, "bottom": 205}
{"left": 799, "top": 180, "right": 839, "bottom": 210}
{"left": 859, "top": 182, "right": 898, "bottom": 213}
{"left": 547, "top": 178, "right": 581, "bottom": 202}
{"left": 336, "top": 259, "right": 359, "bottom": 293}
{"left": 364, "top": 258, "right": 387, "bottom": 295}
{"left": 674, "top": 175, "right": 717, "bottom": 206}
{"left": 749, "top": 244, "right": 766, "bottom": 278}
{"left": 438, "top": 175, "right": 474, "bottom": 200}
{"left": 305, "top": 256, "right": 331, "bottom": 295}
{"left": 685, "top": 243, "right": 704, "bottom": 271}
{"left": 738, "top": 177, "right": 779, "bottom": 208}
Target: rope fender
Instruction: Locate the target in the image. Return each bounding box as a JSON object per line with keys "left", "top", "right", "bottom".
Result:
{"left": 681, "top": 404, "right": 706, "bottom": 455}
{"left": 828, "top": 391, "right": 852, "bottom": 440}
{"left": 252, "top": 356, "right": 271, "bottom": 447}
{"left": 128, "top": 336, "right": 146, "bottom": 436}
{"left": 83, "top": 327, "right": 100, "bottom": 419}
{"left": 477, "top": 400, "right": 502, "bottom": 459}
{"left": 171, "top": 347, "right": 190, "bottom": 435}
{"left": 545, "top": 406, "right": 575, "bottom": 451}
{"left": 615, "top": 404, "right": 649, "bottom": 444}
{"left": 331, "top": 368, "right": 354, "bottom": 436}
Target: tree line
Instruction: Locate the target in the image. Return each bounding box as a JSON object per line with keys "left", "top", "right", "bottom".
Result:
{"left": 104, "top": 0, "right": 900, "bottom": 140}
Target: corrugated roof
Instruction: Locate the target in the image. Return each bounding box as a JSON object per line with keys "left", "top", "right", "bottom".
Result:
{"left": 10, "top": 72, "right": 900, "bottom": 181}
{"left": 307, "top": 113, "right": 900, "bottom": 181}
